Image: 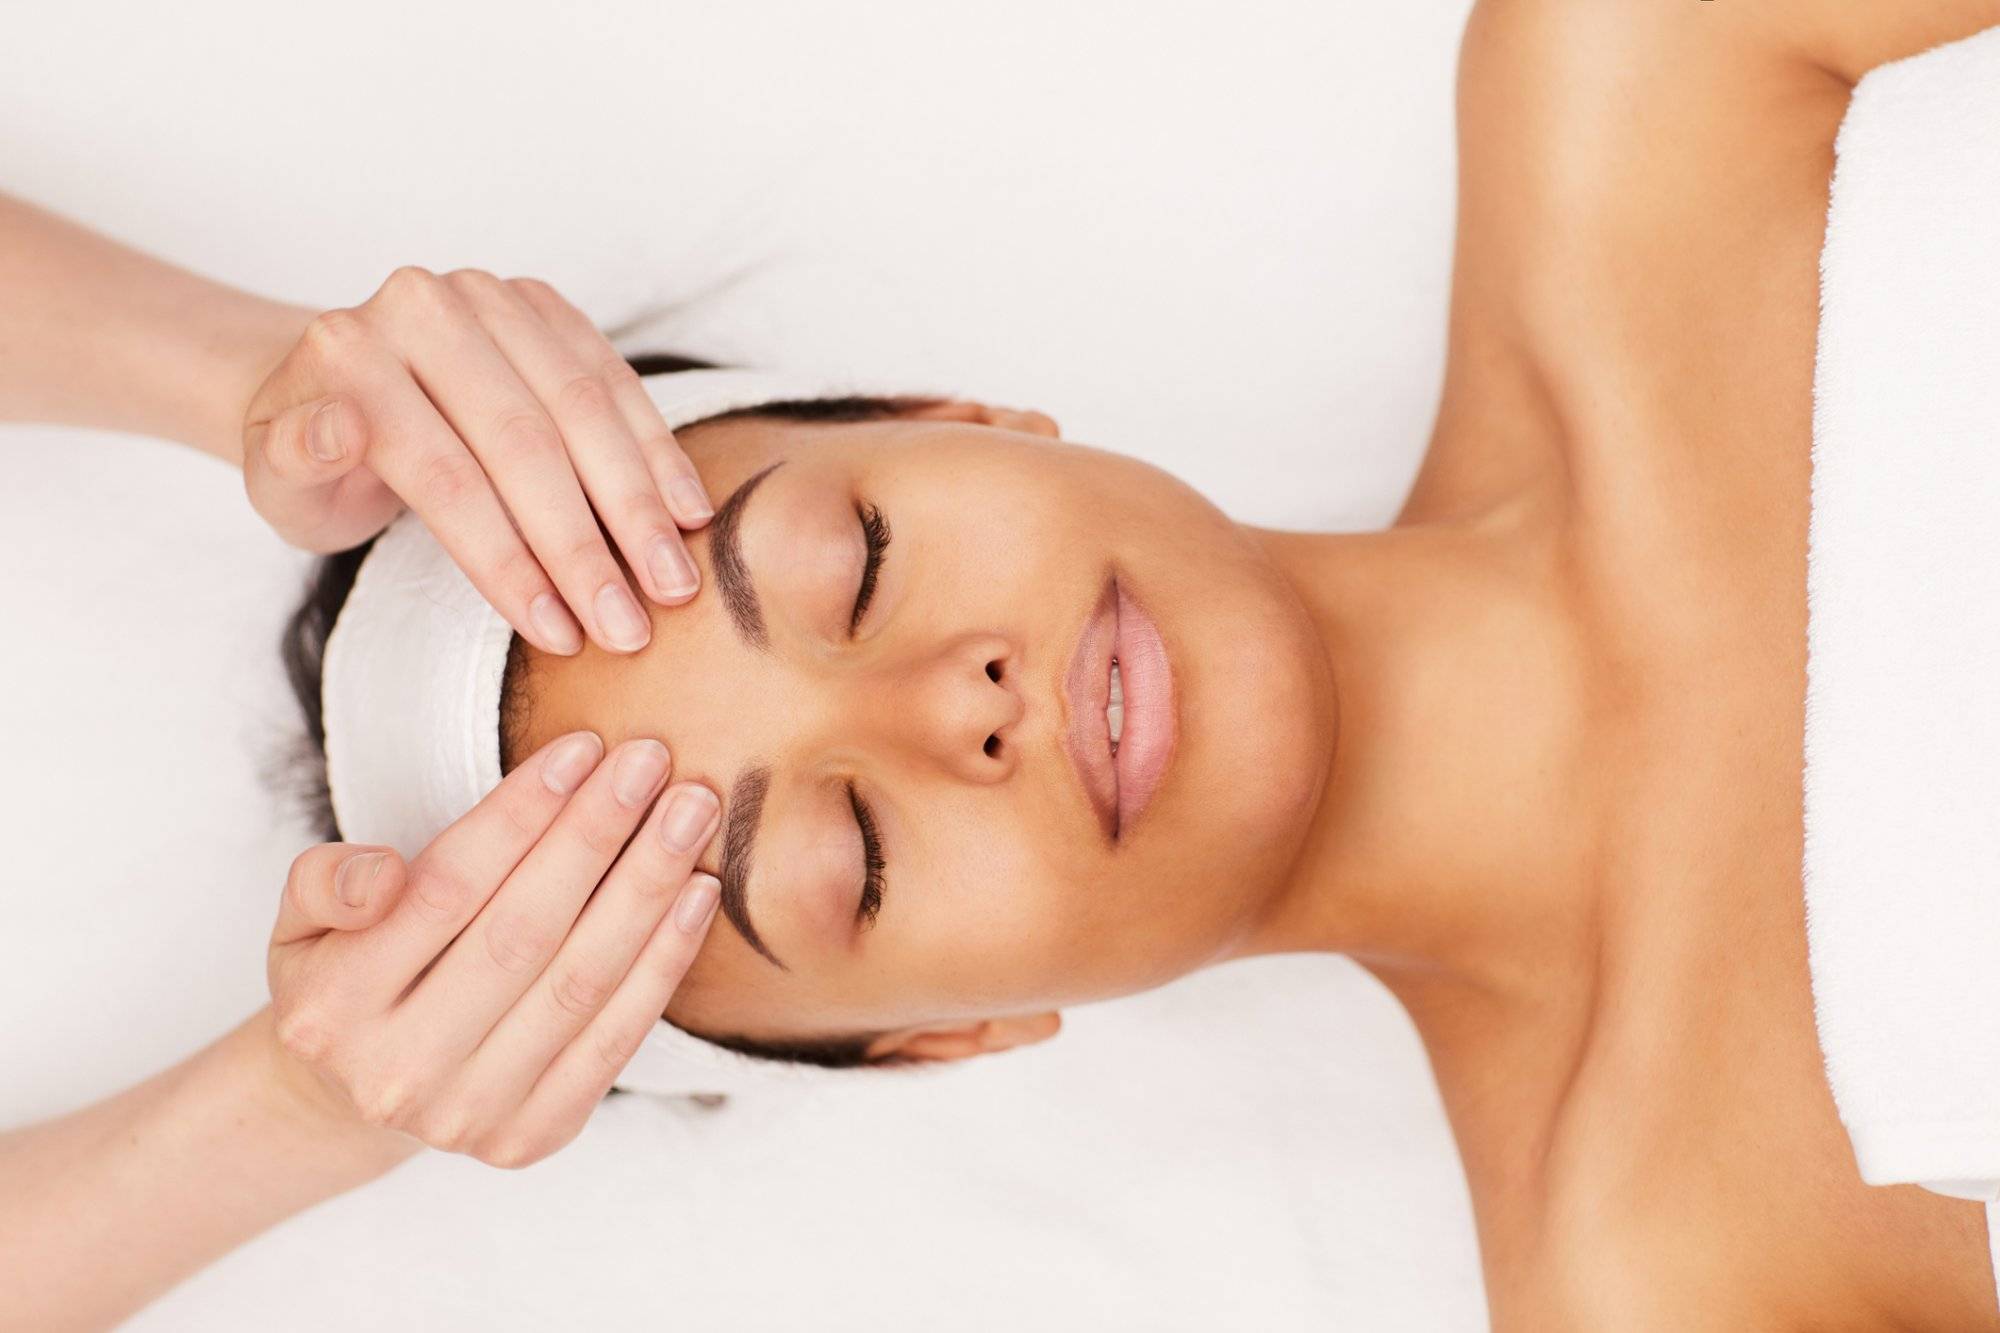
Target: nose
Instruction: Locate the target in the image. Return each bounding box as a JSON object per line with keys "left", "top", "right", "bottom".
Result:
{"left": 866, "top": 632, "right": 1024, "bottom": 783}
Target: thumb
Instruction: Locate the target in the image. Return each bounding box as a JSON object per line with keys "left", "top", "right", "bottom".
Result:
{"left": 254, "top": 396, "right": 365, "bottom": 485}
{"left": 272, "top": 843, "right": 408, "bottom": 948}
{"left": 244, "top": 397, "right": 401, "bottom": 551}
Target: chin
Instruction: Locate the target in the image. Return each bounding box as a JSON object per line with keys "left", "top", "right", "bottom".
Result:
{"left": 1110, "top": 549, "right": 1333, "bottom": 978}
{"left": 1208, "top": 601, "right": 1332, "bottom": 871}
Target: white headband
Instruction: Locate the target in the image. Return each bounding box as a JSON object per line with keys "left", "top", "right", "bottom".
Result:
{"left": 322, "top": 367, "right": 954, "bottom": 1099}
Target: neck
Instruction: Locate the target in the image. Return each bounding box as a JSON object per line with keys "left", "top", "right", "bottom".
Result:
{"left": 1229, "top": 492, "right": 1601, "bottom": 1014}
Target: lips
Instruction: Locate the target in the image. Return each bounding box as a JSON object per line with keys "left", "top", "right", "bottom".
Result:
{"left": 1060, "top": 571, "right": 1177, "bottom": 840}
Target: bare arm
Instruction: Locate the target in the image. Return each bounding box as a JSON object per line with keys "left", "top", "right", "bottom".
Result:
{"left": 0, "top": 1008, "right": 417, "bottom": 1333}
{"left": 0, "top": 190, "right": 311, "bottom": 463}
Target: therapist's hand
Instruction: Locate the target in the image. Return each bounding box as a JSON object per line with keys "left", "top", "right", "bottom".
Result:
{"left": 261, "top": 731, "right": 722, "bottom": 1167}
{"left": 239, "top": 268, "right": 713, "bottom": 656}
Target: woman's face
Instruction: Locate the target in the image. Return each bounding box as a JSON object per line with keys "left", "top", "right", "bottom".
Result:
{"left": 507, "top": 404, "right": 1336, "bottom": 1056}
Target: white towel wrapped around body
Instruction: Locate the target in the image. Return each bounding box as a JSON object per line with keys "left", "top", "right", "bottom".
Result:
{"left": 1802, "top": 17, "right": 2000, "bottom": 1294}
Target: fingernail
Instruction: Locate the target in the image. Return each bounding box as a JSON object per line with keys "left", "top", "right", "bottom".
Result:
{"left": 660, "top": 784, "right": 720, "bottom": 853}
{"left": 648, "top": 535, "right": 699, "bottom": 600}
{"left": 529, "top": 593, "right": 584, "bottom": 655}
{"left": 336, "top": 851, "right": 387, "bottom": 907}
{"left": 612, "top": 740, "right": 670, "bottom": 807}
{"left": 596, "top": 582, "right": 651, "bottom": 652}
{"left": 669, "top": 476, "right": 714, "bottom": 522}
{"left": 676, "top": 874, "right": 721, "bottom": 934}
{"left": 310, "top": 401, "right": 345, "bottom": 462}
{"left": 542, "top": 731, "right": 604, "bottom": 795}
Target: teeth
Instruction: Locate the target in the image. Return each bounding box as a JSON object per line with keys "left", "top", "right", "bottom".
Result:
{"left": 1106, "top": 659, "right": 1124, "bottom": 749}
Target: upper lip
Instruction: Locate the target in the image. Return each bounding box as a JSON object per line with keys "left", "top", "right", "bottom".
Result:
{"left": 1060, "top": 572, "right": 1121, "bottom": 841}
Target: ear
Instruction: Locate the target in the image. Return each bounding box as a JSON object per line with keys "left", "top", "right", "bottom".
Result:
{"left": 862, "top": 1011, "right": 1062, "bottom": 1064}
{"left": 897, "top": 398, "right": 1062, "bottom": 439}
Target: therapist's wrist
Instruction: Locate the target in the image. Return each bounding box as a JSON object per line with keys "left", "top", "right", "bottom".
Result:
{"left": 220, "top": 1005, "right": 424, "bottom": 1184}
{"left": 180, "top": 295, "right": 315, "bottom": 468}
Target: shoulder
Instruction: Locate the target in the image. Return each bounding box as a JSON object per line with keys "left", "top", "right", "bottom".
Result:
{"left": 1450, "top": 0, "right": 1850, "bottom": 303}
{"left": 1425, "top": 0, "right": 1849, "bottom": 498}
{"left": 1441, "top": 0, "right": 1851, "bottom": 436}
{"left": 1461, "top": 0, "right": 2000, "bottom": 91}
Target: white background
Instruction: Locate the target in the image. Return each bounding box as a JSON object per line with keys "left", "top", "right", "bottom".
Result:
{"left": 0, "top": 2, "right": 1484, "bottom": 1328}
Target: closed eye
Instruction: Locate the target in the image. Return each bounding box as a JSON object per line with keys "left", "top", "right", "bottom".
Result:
{"left": 846, "top": 782, "right": 886, "bottom": 928}
{"left": 849, "top": 501, "right": 890, "bottom": 635}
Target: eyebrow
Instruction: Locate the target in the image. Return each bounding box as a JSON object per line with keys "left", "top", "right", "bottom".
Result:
{"left": 718, "top": 764, "right": 786, "bottom": 970}
{"left": 707, "top": 460, "right": 786, "bottom": 652}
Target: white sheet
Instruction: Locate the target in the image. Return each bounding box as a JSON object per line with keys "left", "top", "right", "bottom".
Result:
{"left": 0, "top": 2, "right": 1484, "bottom": 1328}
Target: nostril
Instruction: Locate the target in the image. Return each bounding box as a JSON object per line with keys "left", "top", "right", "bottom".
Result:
{"left": 986, "top": 660, "right": 1002, "bottom": 682}
{"left": 984, "top": 734, "right": 1001, "bottom": 758}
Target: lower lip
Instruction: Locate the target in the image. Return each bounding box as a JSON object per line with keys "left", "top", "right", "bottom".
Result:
{"left": 1111, "top": 585, "right": 1176, "bottom": 833}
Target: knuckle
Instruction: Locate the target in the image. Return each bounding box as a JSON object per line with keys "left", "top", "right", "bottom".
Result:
{"left": 273, "top": 1003, "right": 336, "bottom": 1063}
{"left": 505, "top": 276, "right": 557, "bottom": 306}
{"left": 498, "top": 786, "right": 551, "bottom": 841}
{"left": 629, "top": 856, "right": 682, "bottom": 902}
{"left": 618, "top": 493, "right": 675, "bottom": 536}
{"left": 491, "top": 543, "right": 546, "bottom": 596}
{"left": 635, "top": 432, "right": 680, "bottom": 460}
{"left": 554, "top": 373, "right": 613, "bottom": 422}
{"left": 591, "top": 1022, "right": 644, "bottom": 1076}
{"left": 599, "top": 356, "right": 641, "bottom": 388}
{"left": 354, "top": 1073, "right": 420, "bottom": 1129}
{"left": 559, "top": 529, "right": 617, "bottom": 570}
{"left": 443, "top": 267, "right": 501, "bottom": 297}
{"left": 417, "top": 1106, "right": 481, "bottom": 1154}
{"left": 479, "top": 1135, "right": 547, "bottom": 1170}
{"left": 547, "top": 963, "right": 614, "bottom": 1019}
{"left": 576, "top": 808, "right": 635, "bottom": 859}
{"left": 415, "top": 450, "right": 486, "bottom": 514}
{"left": 482, "top": 914, "right": 560, "bottom": 975}
{"left": 300, "top": 308, "right": 370, "bottom": 358}
{"left": 405, "top": 864, "right": 473, "bottom": 922}
{"left": 488, "top": 409, "right": 563, "bottom": 467}
{"left": 647, "top": 936, "right": 699, "bottom": 985}
{"left": 379, "top": 264, "right": 442, "bottom": 307}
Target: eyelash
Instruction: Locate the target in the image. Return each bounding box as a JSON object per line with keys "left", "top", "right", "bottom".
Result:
{"left": 849, "top": 501, "right": 891, "bottom": 635}
{"left": 846, "top": 782, "right": 886, "bottom": 928}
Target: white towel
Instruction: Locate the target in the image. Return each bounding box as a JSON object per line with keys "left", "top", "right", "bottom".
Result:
{"left": 1802, "top": 17, "right": 2000, "bottom": 1293}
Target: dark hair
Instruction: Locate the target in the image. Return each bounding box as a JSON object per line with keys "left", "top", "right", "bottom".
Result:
{"left": 278, "top": 354, "right": 948, "bottom": 1072}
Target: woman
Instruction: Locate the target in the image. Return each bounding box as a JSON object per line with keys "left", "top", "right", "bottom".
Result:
{"left": 9, "top": 3, "right": 2000, "bottom": 1329}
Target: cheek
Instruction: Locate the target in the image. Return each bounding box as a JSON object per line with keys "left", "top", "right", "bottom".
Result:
{"left": 886, "top": 800, "right": 1076, "bottom": 1007}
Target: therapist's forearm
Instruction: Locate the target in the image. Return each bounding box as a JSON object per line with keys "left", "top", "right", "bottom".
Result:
{"left": 0, "top": 190, "right": 312, "bottom": 464}
{"left": 0, "top": 1007, "right": 420, "bottom": 1333}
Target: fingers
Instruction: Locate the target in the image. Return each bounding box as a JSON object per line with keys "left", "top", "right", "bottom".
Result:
{"left": 462, "top": 777, "right": 721, "bottom": 1108}
{"left": 505, "top": 872, "right": 720, "bottom": 1158}
{"left": 316, "top": 328, "right": 590, "bottom": 656}
{"left": 243, "top": 396, "right": 405, "bottom": 553}
{"left": 262, "top": 733, "right": 721, "bottom": 1170}
{"left": 271, "top": 843, "right": 407, "bottom": 947}
{"left": 392, "top": 277, "right": 658, "bottom": 649}
{"left": 328, "top": 730, "right": 606, "bottom": 1011}
{"left": 462, "top": 274, "right": 704, "bottom": 608}
{"left": 397, "top": 738, "right": 674, "bottom": 1068}
{"left": 243, "top": 267, "right": 718, "bottom": 653}
{"left": 511, "top": 277, "right": 715, "bottom": 530}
